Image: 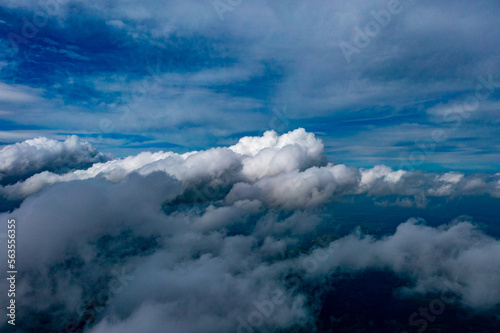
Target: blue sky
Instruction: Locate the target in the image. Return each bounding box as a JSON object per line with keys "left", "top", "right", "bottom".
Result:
{"left": 0, "top": 0, "right": 499, "bottom": 171}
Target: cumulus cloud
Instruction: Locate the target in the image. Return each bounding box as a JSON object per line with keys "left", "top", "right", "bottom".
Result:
{"left": 358, "top": 166, "right": 500, "bottom": 203}
{"left": 0, "top": 128, "right": 325, "bottom": 201}
{"left": 0, "top": 128, "right": 499, "bottom": 332}
{"left": 229, "top": 128, "right": 325, "bottom": 181}
{"left": 0, "top": 135, "right": 111, "bottom": 185}
{"left": 226, "top": 164, "right": 359, "bottom": 209}
{"left": 2, "top": 129, "right": 499, "bottom": 205}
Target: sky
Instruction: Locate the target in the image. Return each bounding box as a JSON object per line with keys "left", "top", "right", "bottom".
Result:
{"left": 0, "top": 0, "right": 499, "bottom": 171}
{"left": 1, "top": 1, "right": 500, "bottom": 332}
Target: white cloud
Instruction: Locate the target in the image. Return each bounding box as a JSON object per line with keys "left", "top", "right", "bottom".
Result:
{"left": 0, "top": 82, "right": 43, "bottom": 103}
{"left": 226, "top": 164, "right": 359, "bottom": 209}
{"left": 2, "top": 129, "right": 500, "bottom": 204}
{"left": 0, "top": 135, "right": 111, "bottom": 185}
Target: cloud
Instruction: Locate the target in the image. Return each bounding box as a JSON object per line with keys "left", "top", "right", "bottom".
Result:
{"left": 0, "top": 128, "right": 324, "bottom": 200}
{"left": 360, "top": 167, "right": 500, "bottom": 200}
{"left": 1, "top": 129, "right": 499, "bottom": 205}
{"left": 0, "top": 171, "right": 312, "bottom": 332}
{"left": 301, "top": 217, "right": 500, "bottom": 308}
{"left": 229, "top": 128, "right": 326, "bottom": 181}
{"left": 0, "top": 129, "right": 499, "bottom": 332}
{"left": 0, "top": 82, "right": 44, "bottom": 103}
{"left": 226, "top": 164, "right": 360, "bottom": 209}
{"left": 0, "top": 135, "right": 111, "bottom": 185}
{"left": 1, "top": 0, "right": 500, "bottom": 329}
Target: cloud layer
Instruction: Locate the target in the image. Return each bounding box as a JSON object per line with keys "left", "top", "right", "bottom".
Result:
{"left": 0, "top": 129, "right": 499, "bottom": 332}
{"left": 1, "top": 129, "right": 499, "bottom": 205}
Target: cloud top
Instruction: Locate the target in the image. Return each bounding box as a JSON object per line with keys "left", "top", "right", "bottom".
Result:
{"left": 0, "top": 135, "right": 111, "bottom": 185}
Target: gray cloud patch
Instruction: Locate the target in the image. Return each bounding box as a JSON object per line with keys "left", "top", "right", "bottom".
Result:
{"left": 300, "top": 217, "right": 500, "bottom": 309}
